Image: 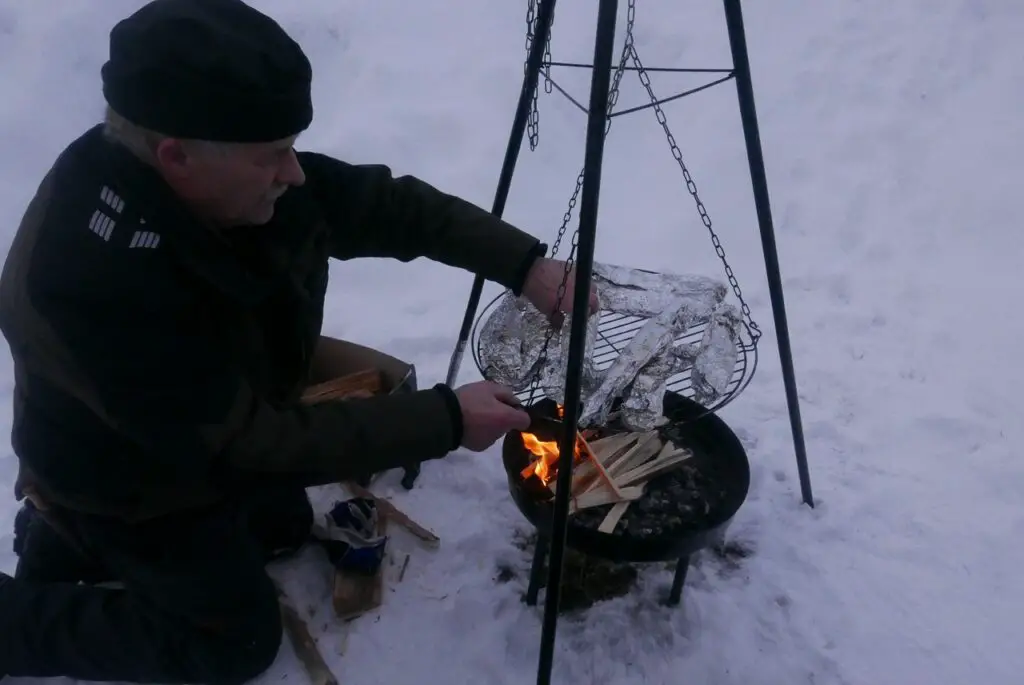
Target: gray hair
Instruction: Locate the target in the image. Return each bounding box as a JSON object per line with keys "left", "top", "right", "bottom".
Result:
{"left": 101, "top": 106, "right": 233, "bottom": 165}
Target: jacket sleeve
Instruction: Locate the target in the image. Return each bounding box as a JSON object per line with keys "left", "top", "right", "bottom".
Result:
{"left": 28, "top": 276, "right": 464, "bottom": 483}
{"left": 299, "top": 151, "right": 548, "bottom": 294}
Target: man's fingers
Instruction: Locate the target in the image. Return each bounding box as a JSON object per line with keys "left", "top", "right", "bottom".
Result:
{"left": 504, "top": 406, "right": 532, "bottom": 431}
{"left": 492, "top": 384, "right": 522, "bottom": 406}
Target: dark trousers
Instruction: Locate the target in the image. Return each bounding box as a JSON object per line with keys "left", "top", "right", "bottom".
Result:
{"left": 1, "top": 335, "right": 417, "bottom": 682}
{"left": 1, "top": 481, "right": 314, "bottom": 684}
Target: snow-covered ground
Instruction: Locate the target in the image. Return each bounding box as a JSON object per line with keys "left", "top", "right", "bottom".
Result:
{"left": 3, "top": 0, "right": 1024, "bottom": 683}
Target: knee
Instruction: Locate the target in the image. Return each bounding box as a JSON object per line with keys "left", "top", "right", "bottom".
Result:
{"left": 218, "top": 609, "right": 283, "bottom": 685}
{"left": 203, "top": 593, "right": 284, "bottom": 679}
{"left": 197, "top": 588, "right": 284, "bottom": 685}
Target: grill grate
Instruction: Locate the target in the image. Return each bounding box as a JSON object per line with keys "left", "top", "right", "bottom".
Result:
{"left": 470, "top": 291, "right": 758, "bottom": 419}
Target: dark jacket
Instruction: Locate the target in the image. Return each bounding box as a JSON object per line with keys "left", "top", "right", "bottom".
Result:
{"left": 0, "top": 125, "right": 544, "bottom": 521}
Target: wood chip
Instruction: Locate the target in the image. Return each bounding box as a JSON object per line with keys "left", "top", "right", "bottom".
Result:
{"left": 398, "top": 553, "right": 411, "bottom": 582}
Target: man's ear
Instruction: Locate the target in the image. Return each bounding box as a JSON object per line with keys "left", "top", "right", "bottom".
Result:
{"left": 153, "top": 138, "right": 193, "bottom": 178}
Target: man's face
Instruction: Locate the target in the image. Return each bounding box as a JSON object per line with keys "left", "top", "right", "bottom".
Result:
{"left": 155, "top": 135, "right": 307, "bottom": 227}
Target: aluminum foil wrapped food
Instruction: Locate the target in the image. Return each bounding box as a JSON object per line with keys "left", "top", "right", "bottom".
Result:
{"left": 476, "top": 262, "right": 737, "bottom": 427}
{"left": 475, "top": 292, "right": 551, "bottom": 388}
{"left": 578, "top": 304, "right": 691, "bottom": 427}
{"left": 536, "top": 309, "right": 602, "bottom": 405}
{"left": 592, "top": 262, "right": 727, "bottom": 317}
{"left": 576, "top": 266, "right": 730, "bottom": 428}
{"left": 477, "top": 291, "right": 602, "bottom": 394}
{"left": 618, "top": 342, "right": 698, "bottom": 431}
{"left": 691, "top": 303, "right": 741, "bottom": 404}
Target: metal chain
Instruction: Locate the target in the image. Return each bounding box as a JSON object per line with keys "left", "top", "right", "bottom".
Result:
{"left": 627, "top": 38, "right": 762, "bottom": 340}
{"left": 524, "top": 1, "right": 554, "bottom": 151}
{"left": 524, "top": 2, "right": 639, "bottom": 402}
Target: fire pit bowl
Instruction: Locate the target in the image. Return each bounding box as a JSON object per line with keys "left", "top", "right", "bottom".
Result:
{"left": 503, "top": 390, "right": 750, "bottom": 606}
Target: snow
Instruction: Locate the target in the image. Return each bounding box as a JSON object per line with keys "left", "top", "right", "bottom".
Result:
{"left": 2, "top": 0, "right": 1024, "bottom": 683}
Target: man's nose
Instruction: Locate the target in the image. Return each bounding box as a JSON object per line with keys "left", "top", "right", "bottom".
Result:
{"left": 278, "top": 148, "right": 306, "bottom": 187}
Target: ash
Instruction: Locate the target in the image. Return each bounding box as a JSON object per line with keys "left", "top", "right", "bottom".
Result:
{"left": 574, "top": 453, "right": 728, "bottom": 539}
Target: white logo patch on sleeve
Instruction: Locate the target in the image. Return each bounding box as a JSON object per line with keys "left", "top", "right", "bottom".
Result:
{"left": 100, "top": 186, "right": 125, "bottom": 213}
{"left": 88, "top": 210, "right": 116, "bottom": 241}
{"left": 129, "top": 230, "right": 161, "bottom": 249}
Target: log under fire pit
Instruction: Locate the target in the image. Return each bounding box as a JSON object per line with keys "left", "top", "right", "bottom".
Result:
{"left": 503, "top": 390, "right": 750, "bottom": 607}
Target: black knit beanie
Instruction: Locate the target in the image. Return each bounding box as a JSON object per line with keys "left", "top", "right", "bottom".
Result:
{"left": 101, "top": 0, "right": 313, "bottom": 142}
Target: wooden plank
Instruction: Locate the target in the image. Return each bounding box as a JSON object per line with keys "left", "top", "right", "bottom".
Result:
{"left": 332, "top": 512, "right": 388, "bottom": 620}
{"left": 276, "top": 586, "right": 339, "bottom": 685}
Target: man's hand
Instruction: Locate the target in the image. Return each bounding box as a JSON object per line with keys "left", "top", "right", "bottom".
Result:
{"left": 521, "top": 257, "right": 600, "bottom": 327}
{"left": 454, "top": 381, "right": 531, "bottom": 451}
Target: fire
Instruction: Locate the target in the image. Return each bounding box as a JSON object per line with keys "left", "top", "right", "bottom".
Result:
{"left": 519, "top": 404, "right": 587, "bottom": 485}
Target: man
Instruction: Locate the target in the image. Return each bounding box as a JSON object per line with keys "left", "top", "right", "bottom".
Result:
{"left": 0, "top": 0, "right": 596, "bottom": 682}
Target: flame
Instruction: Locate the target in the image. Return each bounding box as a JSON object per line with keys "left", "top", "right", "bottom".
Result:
{"left": 519, "top": 404, "right": 586, "bottom": 485}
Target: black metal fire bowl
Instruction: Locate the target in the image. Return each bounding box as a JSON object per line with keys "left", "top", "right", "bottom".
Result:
{"left": 503, "top": 391, "right": 751, "bottom": 565}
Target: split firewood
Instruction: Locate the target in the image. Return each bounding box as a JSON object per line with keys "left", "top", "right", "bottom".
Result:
{"left": 600, "top": 433, "right": 650, "bottom": 474}
{"left": 598, "top": 501, "right": 630, "bottom": 534}
{"left": 578, "top": 433, "right": 622, "bottom": 497}
{"left": 545, "top": 458, "right": 597, "bottom": 499}
{"left": 345, "top": 481, "right": 440, "bottom": 548}
{"left": 616, "top": 447, "right": 693, "bottom": 488}
{"left": 605, "top": 431, "right": 662, "bottom": 479}
{"left": 544, "top": 432, "right": 627, "bottom": 499}
{"left": 590, "top": 433, "right": 640, "bottom": 471}
{"left": 588, "top": 432, "right": 637, "bottom": 459}
{"left": 525, "top": 428, "right": 697, "bottom": 517}
{"left": 276, "top": 586, "right": 339, "bottom": 685}
{"left": 302, "top": 368, "right": 387, "bottom": 404}
{"left": 568, "top": 485, "right": 644, "bottom": 514}
{"left": 539, "top": 430, "right": 653, "bottom": 501}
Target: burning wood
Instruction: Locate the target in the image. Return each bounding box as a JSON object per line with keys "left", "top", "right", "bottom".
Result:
{"left": 519, "top": 415, "right": 694, "bottom": 518}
